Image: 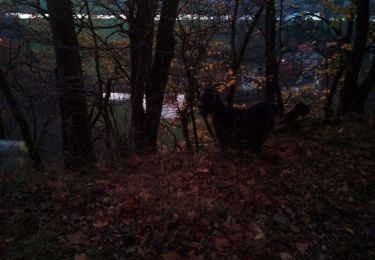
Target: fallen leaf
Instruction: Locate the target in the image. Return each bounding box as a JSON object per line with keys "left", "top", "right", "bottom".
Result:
{"left": 74, "top": 253, "right": 89, "bottom": 260}
{"left": 66, "top": 231, "right": 86, "bottom": 245}
{"left": 139, "top": 191, "right": 151, "bottom": 202}
{"left": 191, "top": 185, "right": 199, "bottom": 194}
{"left": 187, "top": 211, "right": 197, "bottom": 221}
{"left": 197, "top": 168, "right": 210, "bottom": 173}
{"left": 344, "top": 227, "right": 355, "bottom": 235}
{"left": 162, "top": 250, "right": 179, "bottom": 260}
{"left": 96, "top": 179, "right": 112, "bottom": 187}
{"left": 259, "top": 167, "right": 267, "bottom": 176}
{"left": 190, "top": 241, "right": 202, "bottom": 249}
{"left": 290, "top": 225, "right": 300, "bottom": 233}
{"left": 254, "top": 231, "right": 264, "bottom": 240}
{"left": 176, "top": 190, "right": 184, "bottom": 198}
{"left": 93, "top": 220, "right": 109, "bottom": 228}
{"left": 46, "top": 180, "right": 64, "bottom": 191}
{"left": 95, "top": 163, "right": 110, "bottom": 174}
{"left": 214, "top": 236, "right": 229, "bottom": 252}
{"left": 280, "top": 252, "right": 294, "bottom": 260}
{"left": 254, "top": 226, "right": 265, "bottom": 240}
{"left": 123, "top": 197, "right": 136, "bottom": 212}
{"left": 296, "top": 242, "right": 308, "bottom": 255}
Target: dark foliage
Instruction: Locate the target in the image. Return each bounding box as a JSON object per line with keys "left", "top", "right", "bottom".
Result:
{"left": 200, "top": 88, "right": 278, "bottom": 150}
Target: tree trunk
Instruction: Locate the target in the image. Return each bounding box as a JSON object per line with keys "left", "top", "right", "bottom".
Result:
{"left": 0, "top": 68, "right": 43, "bottom": 171}
{"left": 179, "top": 28, "right": 202, "bottom": 152}
{"left": 226, "top": 5, "right": 264, "bottom": 108}
{"left": 178, "top": 106, "right": 192, "bottom": 151}
{"left": 265, "top": 0, "right": 278, "bottom": 103}
{"left": 187, "top": 75, "right": 200, "bottom": 152}
{"left": 324, "top": 13, "right": 354, "bottom": 118}
{"left": 337, "top": 0, "right": 369, "bottom": 115}
{"left": 128, "top": 0, "right": 155, "bottom": 152}
{"left": 143, "top": 0, "right": 180, "bottom": 153}
{"left": 353, "top": 58, "right": 375, "bottom": 113}
{"left": 46, "top": 0, "right": 95, "bottom": 171}
{"left": 0, "top": 110, "right": 5, "bottom": 139}
{"left": 324, "top": 63, "right": 347, "bottom": 118}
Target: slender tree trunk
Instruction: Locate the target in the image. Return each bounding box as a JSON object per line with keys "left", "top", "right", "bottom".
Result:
{"left": 187, "top": 75, "right": 200, "bottom": 152}
{"left": 0, "top": 110, "right": 5, "bottom": 139}
{"left": 226, "top": 5, "right": 264, "bottom": 108}
{"left": 275, "top": 0, "right": 285, "bottom": 116}
{"left": 178, "top": 106, "right": 192, "bottom": 151}
{"left": 179, "top": 27, "right": 202, "bottom": 152}
{"left": 276, "top": 86, "right": 284, "bottom": 116}
{"left": 324, "top": 13, "right": 354, "bottom": 118}
{"left": 143, "top": 0, "right": 180, "bottom": 153}
{"left": 337, "top": 0, "right": 369, "bottom": 115}
{"left": 189, "top": 103, "right": 199, "bottom": 152}
{"left": 103, "top": 78, "right": 115, "bottom": 162}
{"left": 353, "top": 58, "right": 375, "bottom": 113}
{"left": 129, "top": 0, "right": 155, "bottom": 152}
{"left": 343, "top": 12, "right": 354, "bottom": 45}
{"left": 46, "top": 0, "right": 95, "bottom": 171}
{"left": 34, "top": 0, "right": 40, "bottom": 8}
{"left": 0, "top": 68, "right": 43, "bottom": 171}
{"left": 265, "top": 0, "right": 278, "bottom": 103}
{"left": 226, "top": 0, "right": 240, "bottom": 108}
{"left": 324, "top": 63, "right": 347, "bottom": 118}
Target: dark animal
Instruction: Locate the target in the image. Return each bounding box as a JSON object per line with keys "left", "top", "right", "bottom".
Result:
{"left": 199, "top": 88, "right": 278, "bottom": 150}
{"left": 278, "top": 102, "right": 310, "bottom": 126}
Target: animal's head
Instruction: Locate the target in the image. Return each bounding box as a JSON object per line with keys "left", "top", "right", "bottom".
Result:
{"left": 199, "top": 87, "right": 220, "bottom": 118}
{"left": 294, "top": 102, "right": 310, "bottom": 116}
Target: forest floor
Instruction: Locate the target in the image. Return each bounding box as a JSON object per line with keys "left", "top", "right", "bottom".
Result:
{"left": 1, "top": 117, "right": 374, "bottom": 259}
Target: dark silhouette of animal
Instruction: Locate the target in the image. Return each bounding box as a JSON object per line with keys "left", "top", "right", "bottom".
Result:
{"left": 278, "top": 102, "right": 310, "bottom": 126}
{"left": 199, "top": 88, "right": 278, "bottom": 150}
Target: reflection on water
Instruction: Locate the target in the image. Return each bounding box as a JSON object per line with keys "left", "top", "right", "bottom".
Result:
{"left": 104, "top": 93, "right": 185, "bottom": 119}
{"left": 105, "top": 92, "right": 130, "bottom": 101}
{"left": 9, "top": 12, "right": 370, "bottom": 21}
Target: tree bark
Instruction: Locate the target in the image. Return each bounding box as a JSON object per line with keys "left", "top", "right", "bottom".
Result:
{"left": 265, "top": 0, "right": 278, "bottom": 103}
{"left": 128, "top": 0, "right": 155, "bottom": 152}
{"left": 337, "top": 0, "right": 369, "bottom": 115}
{"left": 0, "top": 68, "right": 43, "bottom": 171}
{"left": 178, "top": 106, "right": 192, "bottom": 151}
{"left": 0, "top": 110, "right": 5, "bottom": 139}
{"left": 187, "top": 75, "right": 200, "bottom": 152}
{"left": 46, "top": 0, "right": 95, "bottom": 171}
{"left": 144, "top": 0, "right": 180, "bottom": 153}
{"left": 353, "top": 57, "right": 375, "bottom": 113}
{"left": 324, "top": 63, "right": 347, "bottom": 118}
{"left": 324, "top": 13, "right": 354, "bottom": 118}
{"left": 128, "top": 0, "right": 179, "bottom": 154}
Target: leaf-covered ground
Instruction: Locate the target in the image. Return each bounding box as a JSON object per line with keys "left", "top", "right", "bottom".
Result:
{"left": 1, "top": 118, "right": 374, "bottom": 259}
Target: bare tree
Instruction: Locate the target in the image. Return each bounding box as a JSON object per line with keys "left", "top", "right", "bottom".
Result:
{"left": 264, "top": 0, "right": 278, "bottom": 103}
{"left": 176, "top": 0, "right": 223, "bottom": 151}
{"left": 353, "top": 56, "right": 375, "bottom": 113}
{"left": 324, "top": 11, "right": 354, "bottom": 118}
{"left": 226, "top": 1, "right": 264, "bottom": 108}
{"left": 337, "top": 0, "right": 370, "bottom": 115}
{"left": 46, "top": 0, "right": 96, "bottom": 170}
{"left": 0, "top": 110, "right": 4, "bottom": 139}
{"left": 128, "top": 0, "right": 180, "bottom": 153}
{"left": 0, "top": 68, "right": 43, "bottom": 170}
